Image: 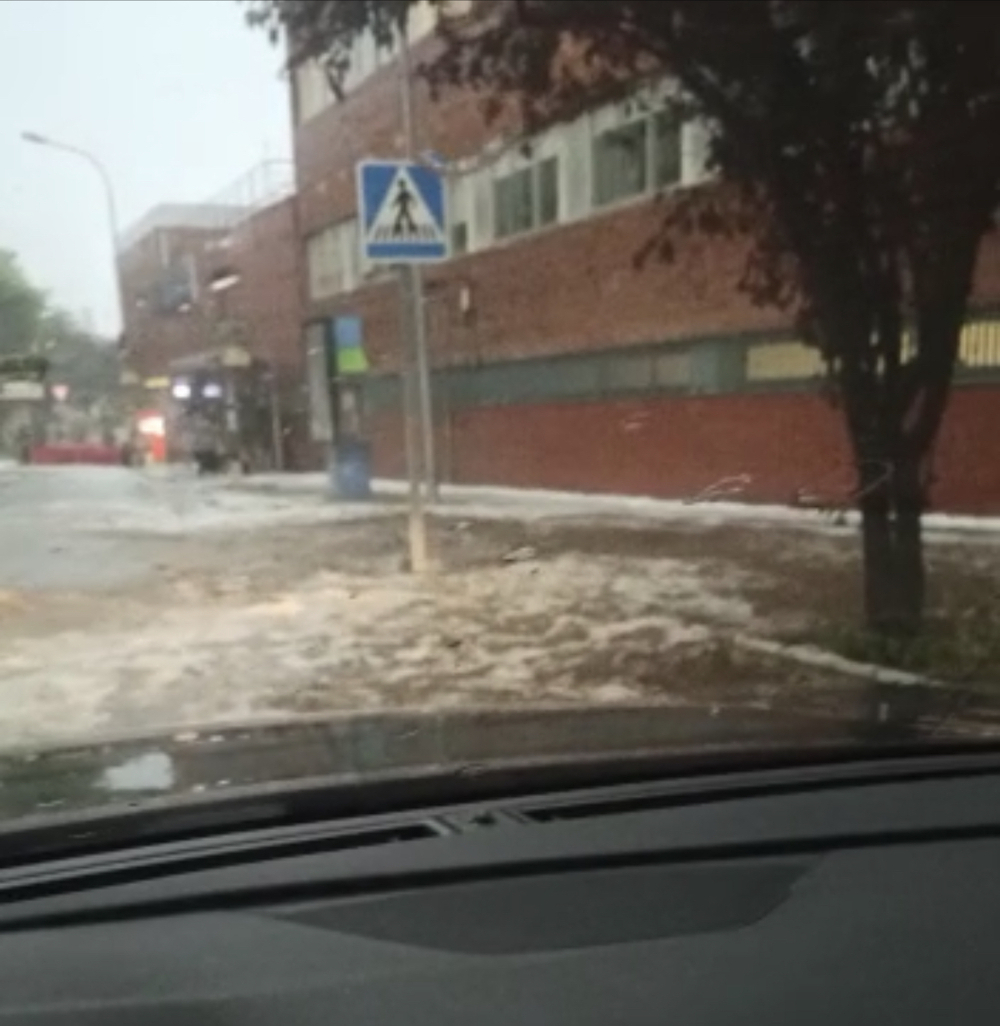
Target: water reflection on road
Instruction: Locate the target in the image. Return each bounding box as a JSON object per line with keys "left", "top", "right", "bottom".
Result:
{"left": 0, "top": 464, "right": 199, "bottom": 591}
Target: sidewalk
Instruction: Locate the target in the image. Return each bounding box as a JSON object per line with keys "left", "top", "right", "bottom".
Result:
{"left": 230, "top": 473, "right": 1000, "bottom": 541}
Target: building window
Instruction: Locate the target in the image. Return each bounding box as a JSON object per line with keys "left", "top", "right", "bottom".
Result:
{"left": 407, "top": 0, "right": 472, "bottom": 44}
{"left": 494, "top": 167, "right": 533, "bottom": 238}
{"left": 537, "top": 157, "right": 559, "bottom": 226}
{"left": 747, "top": 341, "right": 824, "bottom": 382}
{"left": 306, "top": 220, "right": 359, "bottom": 300}
{"left": 297, "top": 28, "right": 402, "bottom": 110}
{"left": 959, "top": 319, "right": 1000, "bottom": 368}
{"left": 451, "top": 222, "right": 469, "bottom": 256}
{"left": 593, "top": 107, "right": 683, "bottom": 207}
{"left": 603, "top": 351, "right": 654, "bottom": 393}
{"left": 294, "top": 60, "right": 334, "bottom": 123}
{"left": 448, "top": 175, "right": 471, "bottom": 255}
{"left": 493, "top": 157, "right": 560, "bottom": 239}
{"left": 652, "top": 111, "right": 683, "bottom": 189}
{"left": 593, "top": 120, "right": 648, "bottom": 206}
{"left": 690, "top": 341, "right": 746, "bottom": 395}
{"left": 653, "top": 349, "right": 690, "bottom": 388}
{"left": 343, "top": 31, "right": 398, "bottom": 94}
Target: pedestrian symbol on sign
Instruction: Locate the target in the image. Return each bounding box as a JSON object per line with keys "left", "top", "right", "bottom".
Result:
{"left": 358, "top": 160, "right": 448, "bottom": 263}
{"left": 392, "top": 177, "right": 417, "bottom": 237}
{"left": 367, "top": 167, "right": 441, "bottom": 244}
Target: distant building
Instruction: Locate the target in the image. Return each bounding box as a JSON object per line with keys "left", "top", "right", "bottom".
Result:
{"left": 117, "top": 164, "right": 308, "bottom": 469}
{"left": 118, "top": 203, "right": 240, "bottom": 385}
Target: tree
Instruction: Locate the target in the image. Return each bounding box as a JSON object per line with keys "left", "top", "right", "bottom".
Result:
{"left": 41, "top": 310, "right": 119, "bottom": 409}
{"left": 0, "top": 250, "right": 117, "bottom": 411}
{"left": 0, "top": 249, "right": 45, "bottom": 357}
{"left": 246, "top": 0, "right": 1000, "bottom": 636}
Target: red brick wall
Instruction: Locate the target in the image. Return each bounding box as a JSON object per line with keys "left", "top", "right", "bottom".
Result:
{"left": 209, "top": 198, "right": 304, "bottom": 374}
{"left": 934, "top": 386, "right": 1000, "bottom": 514}
{"left": 369, "top": 383, "right": 1000, "bottom": 514}
{"left": 120, "top": 201, "right": 304, "bottom": 383}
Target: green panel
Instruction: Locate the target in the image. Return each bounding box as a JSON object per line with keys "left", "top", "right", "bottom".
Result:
{"left": 338, "top": 347, "right": 369, "bottom": 374}
{"left": 362, "top": 375, "right": 401, "bottom": 413}
{"left": 472, "top": 355, "right": 604, "bottom": 405}
{"left": 439, "top": 365, "right": 481, "bottom": 408}
{"left": 689, "top": 340, "right": 746, "bottom": 395}
{"left": 368, "top": 336, "right": 760, "bottom": 419}
{"left": 602, "top": 350, "right": 655, "bottom": 393}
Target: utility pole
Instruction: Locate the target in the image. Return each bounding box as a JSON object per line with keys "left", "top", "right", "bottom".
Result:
{"left": 397, "top": 262, "right": 430, "bottom": 572}
{"left": 356, "top": 23, "right": 445, "bottom": 573}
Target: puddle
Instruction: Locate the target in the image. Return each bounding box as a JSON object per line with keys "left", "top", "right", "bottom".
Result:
{"left": 100, "top": 751, "right": 175, "bottom": 793}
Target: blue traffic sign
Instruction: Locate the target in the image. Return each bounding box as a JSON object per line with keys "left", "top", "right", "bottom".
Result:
{"left": 357, "top": 160, "right": 448, "bottom": 264}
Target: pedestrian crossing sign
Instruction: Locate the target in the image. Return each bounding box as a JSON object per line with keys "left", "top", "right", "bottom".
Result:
{"left": 358, "top": 160, "right": 448, "bottom": 264}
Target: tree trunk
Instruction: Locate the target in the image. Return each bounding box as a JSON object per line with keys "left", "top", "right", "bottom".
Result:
{"left": 859, "top": 454, "right": 926, "bottom": 637}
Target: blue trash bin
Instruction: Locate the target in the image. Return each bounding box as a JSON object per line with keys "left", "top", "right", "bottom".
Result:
{"left": 332, "top": 439, "right": 372, "bottom": 500}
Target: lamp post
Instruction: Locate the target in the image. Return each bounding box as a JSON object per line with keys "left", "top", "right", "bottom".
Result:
{"left": 21, "top": 131, "right": 125, "bottom": 343}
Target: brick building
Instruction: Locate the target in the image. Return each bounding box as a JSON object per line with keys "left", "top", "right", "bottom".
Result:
{"left": 291, "top": 14, "right": 1000, "bottom": 512}
{"left": 118, "top": 203, "right": 234, "bottom": 387}
{"left": 118, "top": 166, "right": 311, "bottom": 467}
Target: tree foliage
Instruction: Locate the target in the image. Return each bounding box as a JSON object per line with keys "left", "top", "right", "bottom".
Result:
{"left": 245, "top": 0, "right": 1000, "bottom": 634}
{"left": 0, "top": 249, "right": 116, "bottom": 404}
{"left": 0, "top": 249, "right": 45, "bottom": 357}
{"left": 42, "top": 310, "right": 119, "bottom": 408}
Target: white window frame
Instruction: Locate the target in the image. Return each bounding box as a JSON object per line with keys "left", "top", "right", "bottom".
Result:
{"left": 487, "top": 127, "right": 566, "bottom": 243}
{"left": 306, "top": 219, "right": 360, "bottom": 300}
{"left": 448, "top": 175, "right": 472, "bottom": 255}
{"left": 413, "top": 79, "right": 708, "bottom": 259}
{"left": 589, "top": 85, "right": 686, "bottom": 209}
{"left": 682, "top": 118, "right": 715, "bottom": 184}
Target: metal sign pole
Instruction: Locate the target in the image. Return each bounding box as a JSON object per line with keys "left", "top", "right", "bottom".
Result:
{"left": 358, "top": 30, "right": 449, "bottom": 573}
{"left": 398, "top": 261, "right": 429, "bottom": 573}
{"left": 398, "top": 33, "right": 438, "bottom": 505}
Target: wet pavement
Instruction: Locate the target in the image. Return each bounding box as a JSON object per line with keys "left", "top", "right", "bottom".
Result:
{"left": 0, "top": 464, "right": 186, "bottom": 591}
{"left": 0, "top": 462, "right": 996, "bottom": 783}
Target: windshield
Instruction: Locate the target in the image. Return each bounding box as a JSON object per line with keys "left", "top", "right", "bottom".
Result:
{"left": 0, "top": 0, "right": 998, "bottom": 822}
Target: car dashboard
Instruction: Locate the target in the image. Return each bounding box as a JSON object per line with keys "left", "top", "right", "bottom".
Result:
{"left": 0, "top": 750, "right": 997, "bottom": 1024}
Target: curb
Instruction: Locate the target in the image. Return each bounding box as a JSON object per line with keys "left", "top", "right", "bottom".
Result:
{"left": 734, "top": 635, "right": 942, "bottom": 689}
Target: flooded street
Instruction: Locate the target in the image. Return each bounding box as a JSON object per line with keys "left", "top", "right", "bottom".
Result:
{"left": 0, "top": 464, "right": 996, "bottom": 752}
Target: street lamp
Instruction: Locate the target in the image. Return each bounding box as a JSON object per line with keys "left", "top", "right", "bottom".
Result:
{"left": 208, "top": 271, "right": 241, "bottom": 294}
{"left": 20, "top": 131, "right": 125, "bottom": 342}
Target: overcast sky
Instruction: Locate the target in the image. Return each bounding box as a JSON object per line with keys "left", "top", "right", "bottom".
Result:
{"left": 0, "top": 0, "right": 291, "bottom": 336}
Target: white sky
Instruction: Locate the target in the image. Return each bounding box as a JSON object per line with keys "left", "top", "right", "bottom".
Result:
{"left": 0, "top": 0, "right": 291, "bottom": 335}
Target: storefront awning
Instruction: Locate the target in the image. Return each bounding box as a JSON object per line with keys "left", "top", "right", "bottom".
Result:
{"left": 169, "top": 345, "right": 253, "bottom": 373}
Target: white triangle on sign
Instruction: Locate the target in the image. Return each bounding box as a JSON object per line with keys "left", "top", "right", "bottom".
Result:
{"left": 366, "top": 166, "right": 445, "bottom": 246}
